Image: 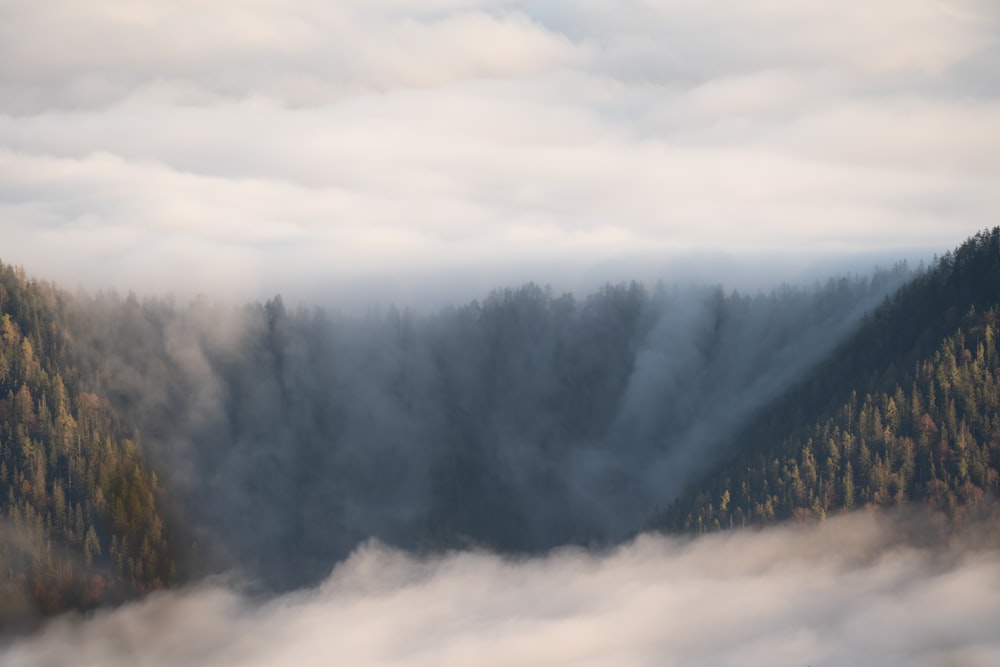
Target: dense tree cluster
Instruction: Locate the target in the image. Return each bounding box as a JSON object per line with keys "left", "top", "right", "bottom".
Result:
{"left": 655, "top": 229, "right": 1000, "bottom": 532}
{"left": 0, "top": 265, "right": 174, "bottom": 623}
{"left": 2, "top": 227, "right": 994, "bottom": 613}
{"left": 51, "top": 265, "right": 902, "bottom": 589}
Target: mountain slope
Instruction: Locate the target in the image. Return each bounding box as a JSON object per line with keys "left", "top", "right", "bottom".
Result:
{"left": 652, "top": 228, "right": 1000, "bottom": 531}
{"left": 0, "top": 265, "right": 175, "bottom": 625}
{"left": 1, "top": 230, "right": 988, "bottom": 612}
{"left": 52, "top": 272, "right": 909, "bottom": 590}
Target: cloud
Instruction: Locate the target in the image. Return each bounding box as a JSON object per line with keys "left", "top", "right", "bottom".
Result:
{"left": 0, "top": 1, "right": 577, "bottom": 109}
{"left": 0, "top": 0, "right": 997, "bottom": 302}
{"left": 4, "top": 511, "right": 999, "bottom": 667}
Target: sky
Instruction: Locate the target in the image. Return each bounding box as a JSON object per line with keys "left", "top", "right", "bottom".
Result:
{"left": 1, "top": 0, "right": 998, "bottom": 303}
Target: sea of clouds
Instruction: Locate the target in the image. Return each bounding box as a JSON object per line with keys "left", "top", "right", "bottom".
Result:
{"left": 3, "top": 511, "right": 998, "bottom": 667}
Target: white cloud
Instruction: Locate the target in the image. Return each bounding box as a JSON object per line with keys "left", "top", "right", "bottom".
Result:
{"left": 0, "top": 0, "right": 997, "bottom": 302}
{"left": 4, "top": 512, "right": 999, "bottom": 667}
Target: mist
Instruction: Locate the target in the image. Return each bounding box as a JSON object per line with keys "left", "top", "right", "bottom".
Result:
{"left": 4, "top": 510, "right": 998, "bottom": 667}
{"left": 49, "top": 264, "right": 912, "bottom": 589}
{"left": 281, "top": 248, "right": 933, "bottom": 316}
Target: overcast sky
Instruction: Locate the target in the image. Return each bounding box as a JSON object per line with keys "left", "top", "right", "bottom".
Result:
{"left": 1, "top": 0, "right": 998, "bottom": 303}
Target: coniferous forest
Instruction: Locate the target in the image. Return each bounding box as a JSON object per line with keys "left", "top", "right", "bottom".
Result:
{"left": 1, "top": 228, "right": 999, "bottom": 623}
{"left": 0, "top": 267, "right": 173, "bottom": 625}
{"left": 655, "top": 228, "right": 1000, "bottom": 530}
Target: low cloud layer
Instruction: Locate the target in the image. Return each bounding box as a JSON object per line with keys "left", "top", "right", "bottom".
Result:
{"left": 4, "top": 511, "right": 999, "bottom": 667}
{"left": 0, "top": 1, "right": 996, "bottom": 302}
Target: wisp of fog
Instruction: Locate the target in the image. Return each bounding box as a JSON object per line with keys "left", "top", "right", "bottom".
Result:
{"left": 3, "top": 510, "right": 998, "bottom": 667}
{"left": 58, "top": 268, "right": 910, "bottom": 588}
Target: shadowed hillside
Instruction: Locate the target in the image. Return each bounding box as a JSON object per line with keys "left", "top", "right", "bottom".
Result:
{"left": 653, "top": 228, "right": 1000, "bottom": 531}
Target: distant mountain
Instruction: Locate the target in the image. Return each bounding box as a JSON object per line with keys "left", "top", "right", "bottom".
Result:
{"left": 0, "top": 266, "right": 174, "bottom": 627}
{"left": 652, "top": 228, "right": 1000, "bottom": 532}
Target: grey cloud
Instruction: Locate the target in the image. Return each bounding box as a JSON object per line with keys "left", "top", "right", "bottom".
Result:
{"left": 946, "top": 41, "right": 1000, "bottom": 97}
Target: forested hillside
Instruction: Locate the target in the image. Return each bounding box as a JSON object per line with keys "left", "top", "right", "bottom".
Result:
{"left": 4, "top": 229, "right": 996, "bottom": 619}
{"left": 0, "top": 266, "right": 174, "bottom": 625}
{"left": 654, "top": 228, "right": 1000, "bottom": 532}
{"left": 48, "top": 259, "right": 906, "bottom": 590}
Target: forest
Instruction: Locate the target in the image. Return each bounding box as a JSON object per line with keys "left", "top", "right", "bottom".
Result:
{"left": 0, "top": 228, "right": 998, "bottom": 622}
{"left": 0, "top": 266, "right": 173, "bottom": 625}
{"left": 656, "top": 228, "right": 1000, "bottom": 531}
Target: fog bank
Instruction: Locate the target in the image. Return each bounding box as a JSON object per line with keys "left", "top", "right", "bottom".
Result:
{"left": 4, "top": 511, "right": 998, "bottom": 667}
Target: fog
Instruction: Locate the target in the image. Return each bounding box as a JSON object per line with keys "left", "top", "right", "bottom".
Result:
{"left": 266, "top": 248, "right": 932, "bottom": 316}
{"left": 50, "top": 264, "right": 912, "bottom": 589}
{"left": 3, "top": 511, "right": 998, "bottom": 667}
